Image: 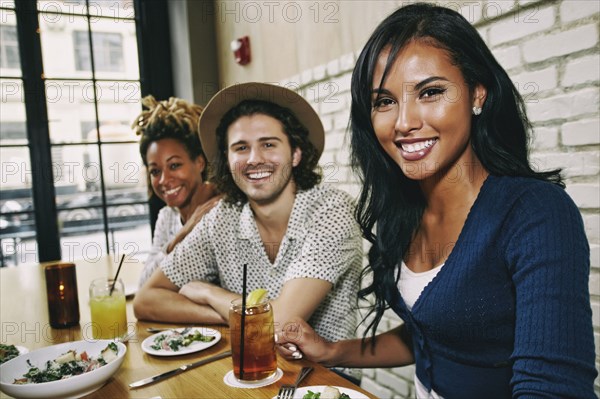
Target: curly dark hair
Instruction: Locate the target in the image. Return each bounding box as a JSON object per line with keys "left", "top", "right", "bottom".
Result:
{"left": 351, "top": 3, "right": 563, "bottom": 342}
{"left": 211, "top": 100, "right": 322, "bottom": 204}
{"left": 133, "top": 95, "right": 207, "bottom": 181}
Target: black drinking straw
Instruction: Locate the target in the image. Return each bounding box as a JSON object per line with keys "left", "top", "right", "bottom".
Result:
{"left": 239, "top": 263, "right": 247, "bottom": 380}
{"left": 109, "top": 254, "right": 125, "bottom": 296}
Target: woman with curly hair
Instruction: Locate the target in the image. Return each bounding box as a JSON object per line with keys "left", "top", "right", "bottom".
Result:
{"left": 276, "top": 3, "right": 597, "bottom": 398}
{"left": 133, "top": 95, "right": 219, "bottom": 287}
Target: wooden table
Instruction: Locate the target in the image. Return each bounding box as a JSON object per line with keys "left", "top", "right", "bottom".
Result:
{"left": 0, "top": 256, "right": 376, "bottom": 398}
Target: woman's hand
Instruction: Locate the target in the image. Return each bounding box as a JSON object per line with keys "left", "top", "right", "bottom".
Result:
{"left": 275, "top": 317, "right": 336, "bottom": 366}
{"left": 166, "top": 194, "right": 222, "bottom": 254}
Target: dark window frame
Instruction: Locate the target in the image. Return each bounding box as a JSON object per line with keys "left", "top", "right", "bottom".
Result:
{"left": 1, "top": 0, "right": 173, "bottom": 264}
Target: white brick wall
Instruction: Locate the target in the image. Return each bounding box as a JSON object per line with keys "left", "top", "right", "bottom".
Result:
{"left": 562, "top": 119, "right": 600, "bottom": 146}
{"left": 563, "top": 55, "right": 600, "bottom": 87}
{"left": 522, "top": 23, "right": 598, "bottom": 63}
{"left": 488, "top": 5, "right": 555, "bottom": 46}
{"left": 559, "top": 0, "right": 600, "bottom": 23}
{"left": 283, "top": 1, "right": 600, "bottom": 396}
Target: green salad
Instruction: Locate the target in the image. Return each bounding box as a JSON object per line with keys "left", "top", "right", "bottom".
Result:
{"left": 150, "top": 330, "right": 215, "bottom": 351}
{"left": 0, "top": 344, "right": 20, "bottom": 364}
{"left": 303, "top": 386, "right": 351, "bottom": 399}
{"left": 13, "top": 342, "right": 119, "bottom": 385}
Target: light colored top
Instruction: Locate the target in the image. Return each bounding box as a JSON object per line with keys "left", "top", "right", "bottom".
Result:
{"left": 398, "top": 262, "right": 444, "bottom": 311}
{"left": 161, "top": 184, "right": 363, "bottom": 343}
{"left": 138, "top": 206, "right": 182, "bottom": 287}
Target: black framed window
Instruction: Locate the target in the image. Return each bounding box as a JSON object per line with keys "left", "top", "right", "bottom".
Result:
{"left": 0, "top": 0, "right": 174, "bottom": 267}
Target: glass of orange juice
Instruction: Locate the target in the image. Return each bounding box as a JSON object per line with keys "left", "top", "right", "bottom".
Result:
{"left": 89, "top": 278, "right": 127, "bottom": 339}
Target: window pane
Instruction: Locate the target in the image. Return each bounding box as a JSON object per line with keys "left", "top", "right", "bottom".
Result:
{"left": 101, "top": 143, "right": 145, "bottom": 201}
{"left": 0, "top": 146, "right": 33, "bottom": 191}
{"left": 53, "top": 144, "right": 103, "bottom": 208}
{"left": 89, "top": 17, "right": 139, "bottom": 80}
{"left": 108, "top": 203, "right": 151, "bottom": 263}
{"left": 0, "top": 10, "right": 20, "bottom": 74}
{"left": 45, "top": 79, "right": 99, "bottom": 144}
{"left": 58, "top": 204, "right": 150, "bottom": 263}
{"left": 37, "top": 0, "right": 86, "bottom": 15}
{"left": 59, "top": 205, "right": 107, "bottom": 260}
{"left": 1, "top": 79, "right": 27, "bottom": 145}
{"left": 1, "top": 146, "right": 36, "bottom": 267}
{"left": 39, "top": 13, "right": 92, "bottom": 79}
{"left": 87, "top": 0, "right": 135, "bottom": 19}
{"left": 96, "top": 81, "right": 141, "bottom": 137}
{"left": 0, "top": 1, "right": 16, "bottom": 9}
{"left": 74, "top": 31, "right": 124, "bottom": 73}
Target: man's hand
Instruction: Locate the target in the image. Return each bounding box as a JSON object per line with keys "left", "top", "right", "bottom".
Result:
{"left": 179, "top": 280, "right": 220, "bottom": 305}
{"left": 133, "top": 269, "right": 226, "bottom": 324}
{"left": 179, "top": 280, "right": 239, "bottom": 321}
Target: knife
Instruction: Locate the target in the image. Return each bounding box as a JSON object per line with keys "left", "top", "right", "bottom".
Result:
{"left": 129, "top": 350, "right": 232, "bottom": 389}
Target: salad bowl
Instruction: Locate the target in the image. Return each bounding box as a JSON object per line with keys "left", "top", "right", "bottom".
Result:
{"left": 0, "top": 339, "right": 126, "bottom": 399}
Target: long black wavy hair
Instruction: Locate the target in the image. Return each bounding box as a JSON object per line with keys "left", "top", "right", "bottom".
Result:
{"left": 351, "top": 3, "right": 564, "bottom": 341}
{"left": 211, "top": 100, "right": 322, "bottom": 204}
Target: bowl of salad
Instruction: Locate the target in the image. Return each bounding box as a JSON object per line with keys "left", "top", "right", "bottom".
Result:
{"left": 0, "top": 340, "right": 126, "bottom": 399}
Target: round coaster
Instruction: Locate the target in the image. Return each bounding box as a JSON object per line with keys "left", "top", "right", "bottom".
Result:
{"left": 223, "top": 368, "right": 283, "bottom": 389}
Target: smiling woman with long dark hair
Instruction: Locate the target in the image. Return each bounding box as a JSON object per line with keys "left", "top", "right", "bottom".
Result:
{"left": 276, "top": 3, "right": 597, "bottom": 398}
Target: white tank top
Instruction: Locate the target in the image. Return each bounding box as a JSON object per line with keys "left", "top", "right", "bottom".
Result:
{"left": 397, "top": 261, "right": 445, "bottom": 399}
{"left": 398, "top": 261, "right": 444, "bottom": 310}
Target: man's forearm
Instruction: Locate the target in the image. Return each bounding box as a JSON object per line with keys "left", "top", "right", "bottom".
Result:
{"left": 133, "top": 287, "right": 226, "bottom": 324}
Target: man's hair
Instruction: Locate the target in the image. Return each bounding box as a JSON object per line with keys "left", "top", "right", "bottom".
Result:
{"left": 210, "top": 100, "right": 322, "bottom": 204}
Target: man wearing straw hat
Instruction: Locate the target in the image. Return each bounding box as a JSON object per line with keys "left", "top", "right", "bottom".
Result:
{"left": 134, "top": 83, "right": 362, "bottom": 377}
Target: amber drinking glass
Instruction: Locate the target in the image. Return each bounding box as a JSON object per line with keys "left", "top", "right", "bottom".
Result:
{"left": 229, "top": 298, "right": 277, "bottom": 381}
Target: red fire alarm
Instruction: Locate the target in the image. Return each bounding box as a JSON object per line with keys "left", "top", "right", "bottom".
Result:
{"left": 231, "top": 36, "right": 251, "bottom": 65}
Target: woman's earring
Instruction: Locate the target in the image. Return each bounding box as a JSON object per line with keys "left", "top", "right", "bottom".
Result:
{"left": 472, "top": 106, "right": 482, "bottom": 116}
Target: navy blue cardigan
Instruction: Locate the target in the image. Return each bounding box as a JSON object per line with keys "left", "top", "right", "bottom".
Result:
{"left": 388, "top": 175, "right": 597, "bottom": 398}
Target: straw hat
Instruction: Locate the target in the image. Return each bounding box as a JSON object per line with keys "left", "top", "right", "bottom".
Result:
{"left": 198, "top": 82, "right": 325, "bottom": 162}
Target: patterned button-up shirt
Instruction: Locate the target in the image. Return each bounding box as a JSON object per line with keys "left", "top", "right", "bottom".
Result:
{"left": 162, "top": 184, "right": 363, "bottom": 342}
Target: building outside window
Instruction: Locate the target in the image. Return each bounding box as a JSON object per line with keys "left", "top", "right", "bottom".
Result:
{"left": 73, "top": 30, "right": 124, "bottom": 72}
{"left": 0, "top": 25, "right": 20, "bottom": 69}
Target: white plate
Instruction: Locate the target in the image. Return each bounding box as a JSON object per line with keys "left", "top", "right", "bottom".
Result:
{"left": 141, "top": 327, "right": 221, "bottom": 356}
{"left": 0, "top": 345, "right": 28, "bottom": 364}
{"left": 16, "top": 345, "right": 29, "bottom": 355}
{"left": 273, "top": 385, "right": 370, "bottom": 399}
{"left": 0, "top": 340, "right": 126, "bottom": 399}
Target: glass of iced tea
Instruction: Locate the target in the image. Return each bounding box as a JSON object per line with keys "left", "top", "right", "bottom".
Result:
{"left": 229, "top": 298, "right": 277, "bottom": 382}
{"left": 89, "top": 278, "right": 127, "bottom": 339}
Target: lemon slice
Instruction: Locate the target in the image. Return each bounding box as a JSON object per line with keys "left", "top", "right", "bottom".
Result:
{"left": 246, "top": 288, "right": 268, "bottom": 306}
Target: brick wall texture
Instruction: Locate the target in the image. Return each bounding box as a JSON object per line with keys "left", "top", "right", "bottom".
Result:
{"left": 281, "top": 1, "right": 600, "bottom": 397}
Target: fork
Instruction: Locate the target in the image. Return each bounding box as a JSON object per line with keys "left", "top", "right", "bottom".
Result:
{"left": 277, "top": 366, "right": 313, "bottom": 399}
